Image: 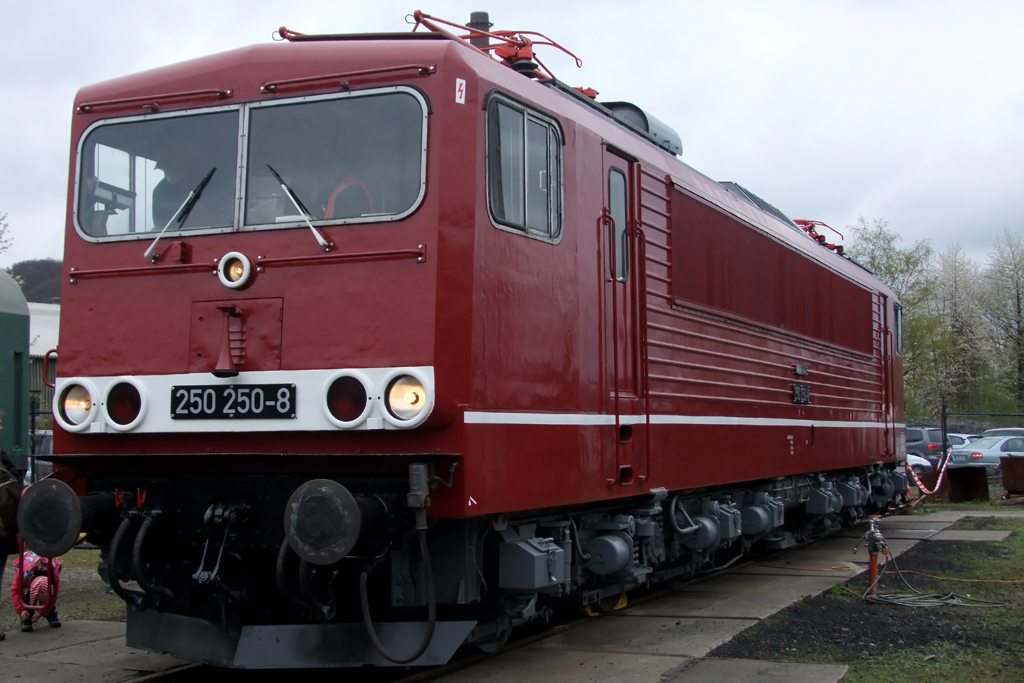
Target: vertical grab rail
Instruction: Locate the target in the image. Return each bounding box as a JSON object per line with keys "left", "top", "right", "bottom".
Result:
{"left": 599, "top": 209, "right": 618, "bottom": 486}
{"left": 42, "top": 349, "right": 57, "bottom": 389}
{"left": 885, "top": 328, "right": 897, "bottom": 456}
{"left": 879, "top": 295, "right": 894, "bottom": 457}
{"left": 636, "top": 228, "right": 651, "bottom": 482}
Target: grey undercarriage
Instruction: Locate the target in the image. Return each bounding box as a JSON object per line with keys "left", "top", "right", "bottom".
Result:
{"left": 100, "top": 464, "right": 906, "bottom": 668}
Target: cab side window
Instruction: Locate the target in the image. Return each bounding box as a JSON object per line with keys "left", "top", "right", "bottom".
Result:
{"left": 894, "top": 304, "right": 904, "bottom": 355}
{"left": 608, "top": 168, "right": 628, "bottom": 281}
{"left": 487, "top": 96, "right": 562, "bottom": 241}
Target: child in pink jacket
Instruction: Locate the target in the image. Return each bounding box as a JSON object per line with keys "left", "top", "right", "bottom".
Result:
{"left": 10, "top": 551, "right": 62, "bottom": 631}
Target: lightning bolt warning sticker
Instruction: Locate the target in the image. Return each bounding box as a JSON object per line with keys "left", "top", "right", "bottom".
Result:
{"left": 455, "top": 78, "right": 466, "bottom": 105}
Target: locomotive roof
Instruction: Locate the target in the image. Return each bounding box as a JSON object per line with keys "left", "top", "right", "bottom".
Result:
{"left": 74, "top": 34, "right": 454, "bottom": 108}
{"left": 71, "top": 30, "right": 895, "bottom": 303}
{"left": 533, "top": 80, "right": 896, "bottom": 301}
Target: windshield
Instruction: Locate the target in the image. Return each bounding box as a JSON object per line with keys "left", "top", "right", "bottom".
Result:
{"left": 75, "top": 88, "right": 427, "bottom": 241}
{"left": 77, "top": 111, "right": 239, "bottom": 237}
{"left": 245, "top": 91, "right": 425, "bottom": 226}
{"left": 965, "top": 437, "right": 1000, "bottom": 450}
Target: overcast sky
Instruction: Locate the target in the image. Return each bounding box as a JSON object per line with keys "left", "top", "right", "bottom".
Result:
{"left": 2, "top": 0, "right": 1021, "bottom": 268}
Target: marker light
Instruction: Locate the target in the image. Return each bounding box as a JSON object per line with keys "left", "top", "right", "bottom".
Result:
{"left": 386, "top": 375, "right": 427, "bottom": 421}
{"left": 106, "top": 381, "right": 143, "bottom": 427}
{"left": 322, "top": 371, "right": 373, "bottom": 428}
{"left": 59, "top": 384, "right": 94, "bottom": 425}
{"left": 327, "top": 375, "right": 368, "bottom": 423}
{"left": 217, "top": 251, "right": 252, "bottom": 289}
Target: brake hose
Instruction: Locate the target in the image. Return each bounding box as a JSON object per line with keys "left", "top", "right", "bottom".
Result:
{"left": 359, "top": 528, "right": 436, "bottom": 664}
{"left": 669, "top": 494, "right": 700, "bottom": 535}
{"left": 108, "top": 515, "right": 147, "bottom": 609}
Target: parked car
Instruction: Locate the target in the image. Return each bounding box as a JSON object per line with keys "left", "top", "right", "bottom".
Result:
{"left": 948, "top": 436, "right": 1024, "bottom": 472}
{"left": 906, "top": 428, "right": 976, "bottom": 465}
{"left": 949, "top": 432, "right": 982, "bottom": 444}
{"left": 982, "top": 428, "right": 1024, "bottom": 438}
{"left": 905, "top": 454, "right": 933, "bottom": 476}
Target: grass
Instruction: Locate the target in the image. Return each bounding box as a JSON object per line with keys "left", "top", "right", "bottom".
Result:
{"left": 835, "top": 643, "right": 1023, "bottom": 683}
{"left": 59, "top": 547, "right": 103, "bottom": 570}
{"left": 711, "top": 511, "right": 1024, "bottom": 682}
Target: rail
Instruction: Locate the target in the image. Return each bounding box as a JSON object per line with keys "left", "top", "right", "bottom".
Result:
{"left": 68, "top": 246, "right": 426, "bottom": 283}
{"left": 77, "top": 89, "right": 232, "bottom": 114}
{"left": 261, "top": 64, "right": 436, "bottom": 94}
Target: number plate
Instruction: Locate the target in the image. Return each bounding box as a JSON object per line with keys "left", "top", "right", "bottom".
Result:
{"left": 171, "top": 384, "right": 296, "bottom": 419}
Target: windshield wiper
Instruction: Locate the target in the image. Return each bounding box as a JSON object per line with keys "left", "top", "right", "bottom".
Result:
{"left": 267, "top": 164, "right": 333, "bottom": 252}
{"left": 144, "top": 167, "right": 216, "bottom": 262}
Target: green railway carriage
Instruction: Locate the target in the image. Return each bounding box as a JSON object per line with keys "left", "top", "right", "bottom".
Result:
{"left": 0, "top": 271, "right": 30, "bottom": 472}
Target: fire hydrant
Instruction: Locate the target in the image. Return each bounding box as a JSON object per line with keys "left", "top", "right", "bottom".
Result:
{"left": 864, "top": 517, "right": 885, "bottom": 595}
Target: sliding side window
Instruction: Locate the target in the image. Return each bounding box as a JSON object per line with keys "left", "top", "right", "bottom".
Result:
{"left": 487, "top": 96, "right": 562, "bottom": 241}
{"left": 894, "top": 304, "right": 904, "bottom": 355}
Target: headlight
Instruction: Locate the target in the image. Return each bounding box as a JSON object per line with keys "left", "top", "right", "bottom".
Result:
{"left": 227, "top": 259, "right": 245, "bottom": 281}
{"left": 105, "top": 379, "right": 146, "bottom": 430}
{"left": 217, "top": 251, "right": 252, "bottom": 289}
{"left": 61, "top": 385, "right": 93, "bottom": 424}
{"left": 385, "top": 375, "right": 427, "bottom": 420}
{"left": 55, "top": 381, "right": 98, "bottom": 431}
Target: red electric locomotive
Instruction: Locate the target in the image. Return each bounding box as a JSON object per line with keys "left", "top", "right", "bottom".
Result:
{"left": 19, "top": 11, "right": 908, "bottom": 668}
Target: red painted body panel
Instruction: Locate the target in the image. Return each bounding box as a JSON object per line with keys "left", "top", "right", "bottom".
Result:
{"left": 54, "top": 33, "right": 905, "bottom": 520}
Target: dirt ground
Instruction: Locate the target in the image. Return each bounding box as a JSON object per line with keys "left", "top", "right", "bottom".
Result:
{"left": 711, "top": 513, "right": 1024, "bottom": 682}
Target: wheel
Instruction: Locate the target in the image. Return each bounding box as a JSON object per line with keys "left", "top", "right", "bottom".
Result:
{"left": 474, "top": 625, "right": 511, "bottom": 653}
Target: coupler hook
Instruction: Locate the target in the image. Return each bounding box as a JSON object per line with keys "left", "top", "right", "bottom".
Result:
{"left": 192, "top": 504, "right": 248, "bottom": 595}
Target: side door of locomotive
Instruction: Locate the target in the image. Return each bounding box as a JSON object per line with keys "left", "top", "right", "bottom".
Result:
{"left": 880, "top": 293, "right": 896, "bottom": 457}
{"left": 601, "top": 146, "right": 647, "bottom": 487}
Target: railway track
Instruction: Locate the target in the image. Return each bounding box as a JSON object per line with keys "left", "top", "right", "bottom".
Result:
{"left": 129, "top": 569, "right": 715, "bottom": 683}
{"left": 127, "top": 515, "right": 895, "bottom": 683}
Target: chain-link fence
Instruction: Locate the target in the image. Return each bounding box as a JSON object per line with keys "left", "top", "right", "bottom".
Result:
{"left": 27, "top": 393, "right": 53, "bottom": 483}
{"left": 906, "top": 415, "right": 1024, "bottom": 435}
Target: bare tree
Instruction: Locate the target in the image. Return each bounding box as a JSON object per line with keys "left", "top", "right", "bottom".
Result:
{"left": 0, "top": 212, "right": 19, "bottom": 284}
{"left": 929, "top": 243, "right": 988, "bottom": 411}
{"left": 980, "top": 228, "right": 1024, "bottom": 410}
{"left": 846, "top": 217, "right": 938, "bottom": 414}
{"left": 0, "top": 212, "right": 10, "bottom": 256}
{"left": 846, "top": 217, "right": 935, "bottom": 304}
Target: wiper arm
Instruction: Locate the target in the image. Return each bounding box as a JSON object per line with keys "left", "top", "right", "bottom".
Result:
{"left": 267, "top": 164, "right": 333, "bottom": 252}
{"left": 144, "top": 168, "right": 216, "bottom": 262}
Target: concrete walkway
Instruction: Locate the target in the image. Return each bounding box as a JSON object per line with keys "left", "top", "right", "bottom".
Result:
{"left": 433, "top": 511, "right": 1018, "bottom": 683}
{"left": 1, "top": 511, "right": 1016, "bottom": 682}
{"left": 0, "top": 620, "right": 188, "bottom": 682}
